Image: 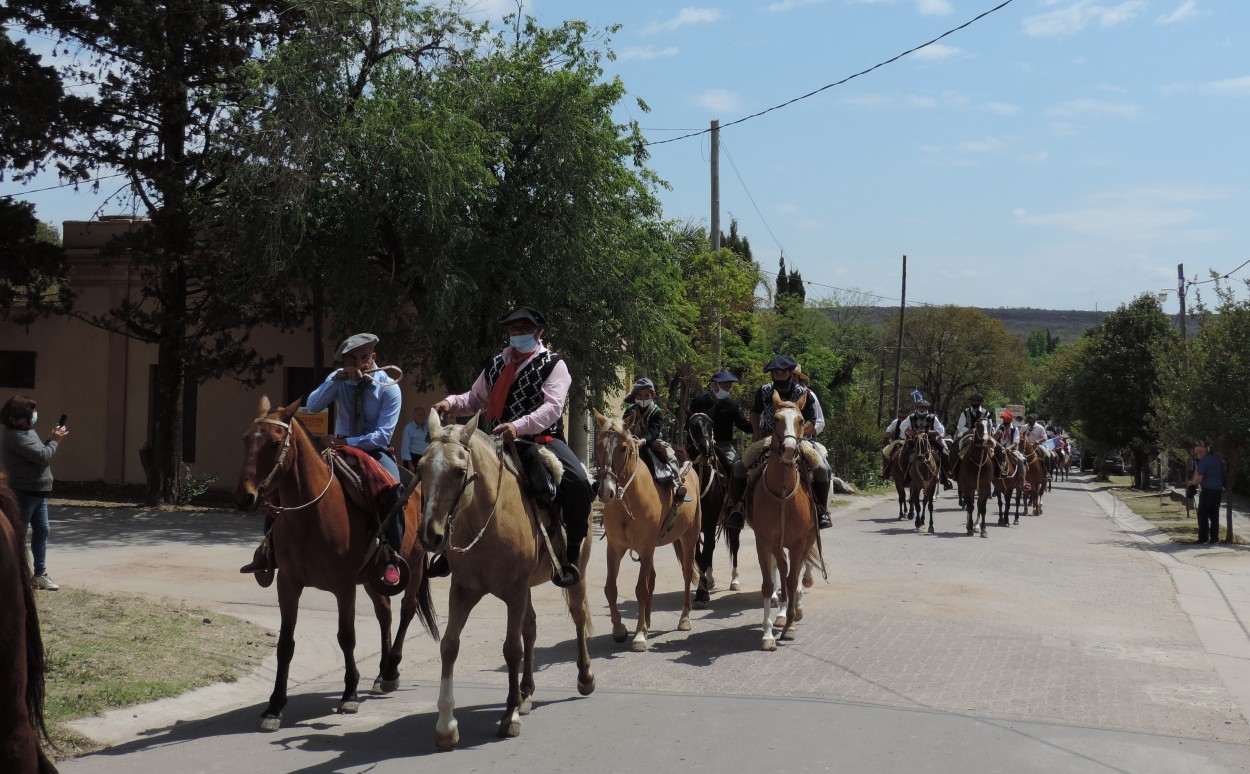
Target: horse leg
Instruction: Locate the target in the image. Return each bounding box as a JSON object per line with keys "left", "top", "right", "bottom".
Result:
{"left": 926, "top": 486, "right": 936, "bottom": 534}
{"left": 334, "top": 588, "right": 362, "bottom": 715}
{"left": 519, "top": 596, "right": 537, "bottom": 715}
{"left": 694, "top": 512, "right": 713, "bottom": 609}
{"left": 497, "top": 590, "right": 529, "bottom": 739}
{"left": 728, "top": 527, "right": 742, "bottom": 590}
{"left": 780, "top": 547, "right": 805, "bottom": 642}
{"left": 367, "top": 589, "right": 400, "bottom": 694}
{"left": 631, "top": 549, "right": 656, "bottom": 652}
{"left": 563, "top": 542, "right": 596, "bottom": 696}
{"left": 757, "top": 544, "right": 777, "bottom": 651}
{"left": 604, "top": 541, "right": 629, "bottom": 643}
{"left": 979, "top": 490, "right": 989, "bottom": 537}
{"left": 260, "top": 576, "right": 303, "bottom": 732}
{"left": 674, "top": 538, "right": 695, "bottom": 631}
{"left": 772, "top": 550, "right": 790, "bottom": 629}
{"left": 435, "top": 582, "right": 483, "bottom": 750}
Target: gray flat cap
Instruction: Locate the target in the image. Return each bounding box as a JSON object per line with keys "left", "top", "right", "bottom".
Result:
{"left": 334, "top": 333, "right": 379, "bottom": 361}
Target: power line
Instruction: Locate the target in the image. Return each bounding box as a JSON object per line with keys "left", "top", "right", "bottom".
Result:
{"left": 0, "top": 173, "right": 126, "bottom": 198}
{"left": 718, "top": 138, "right": 787, "bottom": 260}
{"left": 1186, "top": 257, "right": 1250, "bottom": 287}
{"left": 645, "top": 0, "right": 1017, "bottom": 147}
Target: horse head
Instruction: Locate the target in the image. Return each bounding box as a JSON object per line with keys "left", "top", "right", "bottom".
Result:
{"left": 235, "top": 395, "right": 302, "bottom": 512}
{"left": 770, "top": 390, "right": 807, "bottom": 464}
{"left": 418, "top": 409, "right": 483, "bottom": 555}
{"left": 593, "top": 409, "right": 640, "bottom": 502}
{"left": 687, "top": 413, "right": 715, "bottom": 461}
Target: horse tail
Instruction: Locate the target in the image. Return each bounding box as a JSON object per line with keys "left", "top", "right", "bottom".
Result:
{"left": 415, "top": 562, "right": 441, "bottom": 642}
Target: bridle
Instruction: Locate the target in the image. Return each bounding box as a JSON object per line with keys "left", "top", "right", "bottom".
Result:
{"left": 688, "top": 415, "right": 723, "bottom": 498}
{"left": 599, "top": 428, "right": 642, "bottom": 502}
{"left": 250, "top": 415, "right": 335, "bottom": 515}
{"left": 764, "top": 406, "right": 803, "bottom": 501}
{"left": 428, "top": 432, "right": 513, "bottom": 555}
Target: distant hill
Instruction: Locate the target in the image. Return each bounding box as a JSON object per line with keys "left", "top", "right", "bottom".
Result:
{"left": 833, "top": 307, "right": 1109, "bottom": 342}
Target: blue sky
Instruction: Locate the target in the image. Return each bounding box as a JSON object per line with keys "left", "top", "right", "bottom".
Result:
{"left": 8, "top": 0, "right": 1249, "bottom": 312}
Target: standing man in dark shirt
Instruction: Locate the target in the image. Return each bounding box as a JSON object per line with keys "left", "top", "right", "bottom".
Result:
{"left": 1189, "top": 444, "right": 1224, "bottom": 544}
{"left": 686, "top": 370, "right": 753, "bottom": 473}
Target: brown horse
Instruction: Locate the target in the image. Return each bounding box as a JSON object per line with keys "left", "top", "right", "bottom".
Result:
{"left": 1020, "top": 438, "right": 1048, "bottom": 516}
{"left": 418, "top": 411, "right": 594, "bottom": 749}
{"left": 907, "top": 433, "right": 941, "bottom": 532}
{"left": 994, "top": 451, "right": 1025, "bottom": 526}
{"left": 594, "top": 410, "right": 700, "bottom": 651}
{"left": 0, "top": 476, "right": 57, "bottom": 774}
{"left": 233, "top": 397, "right": 438, "bottom": 732}
{"left": 888, "top": 446, "right": 910, "bottom": 521}
{"left": 750, "top": 391, "right": 819, "bottom": 651}
{"left": 956, "top": 418, "right": 995, "bottom": 537}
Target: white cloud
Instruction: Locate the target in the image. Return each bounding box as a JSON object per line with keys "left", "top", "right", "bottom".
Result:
{"left": 1023, "top": 1, "right": 1146, "bottom": 37}
{"left": 618, "top": 46, "right": 680, "bottom": 61}
{"left": 1157, "top": 0, "right": 1198, "bottom": 25}
{"left": 958, "top": 136, "right": 1005, "bottom": 153}
{"left": 983, "top": 101, "right": 1021, "bottom": 116}
{"left": 912, "top": 43, "right": 965, "bottom": 62}
{"left": 775, "top": 203, "right": 799, "bottom": 214}
{"left": 1018, "top": 151, "right": 1050, "bottom": 164}
{"left": 1014, "top": 185, "right": 1225, "bottom": 242}
{"left": 917, "top": 0, "right": 953, "bottom": 15}
{"left": 765, "top": 0, "right": 827, "bottom": 11}
{"left": 841, "top": 93, "right": 939, "bottom": 110}
{"left": 1046, "top": 98, "right": 1140, "bottom": 118}
{"left": 696, "top": 89, "right": 741, "bottom": 112}
{"left": 1201, "top": 75, "right": 1250, "bottom": 96}
{"left": 644, "top": 8, "right": 723, "bottom": 35}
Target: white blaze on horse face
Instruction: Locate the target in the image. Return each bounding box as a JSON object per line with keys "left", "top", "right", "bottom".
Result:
{"left": 777, "top": 406, "right": 800, "bottom": 462}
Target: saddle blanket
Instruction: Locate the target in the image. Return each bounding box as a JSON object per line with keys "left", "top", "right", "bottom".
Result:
{"left": 333, "top": 446, "right": 400, "bottom": 513}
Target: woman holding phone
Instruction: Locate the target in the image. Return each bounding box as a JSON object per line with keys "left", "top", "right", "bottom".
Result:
{"left": 1, "top": 395, "right": 69, "bottom": 590}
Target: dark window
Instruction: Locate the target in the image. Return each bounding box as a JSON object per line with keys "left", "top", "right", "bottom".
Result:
{"left": 286, "top": 367, "right": 333, "bottom": 428}
{"left": 0, "top": 351, "right": 36, "bottom": 389}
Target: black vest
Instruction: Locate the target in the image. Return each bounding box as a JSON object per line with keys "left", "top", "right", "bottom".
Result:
{"left": 961, "top": 406, "right": 991, "bottom": 430}
{"left": 758, "top": 382, "right": 808, "bottom": 436}
{"left": 484, "top": 350, "right": 565, "bottom": 439}
{"left": 909, "top": 412, "right": 934, "bottom": 434}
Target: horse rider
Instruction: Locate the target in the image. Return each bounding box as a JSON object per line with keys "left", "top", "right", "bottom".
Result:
{"left": 622, "top": 377, "right": 689, "bottom": 501}
{"left": 724, "top": 355, "right": 833, "bottom": 530}
{"left": 881, "top": 406, "right": 910, "bottom": 478}
{"left": 791, "top": 364, "right": 838, "bottom": 521}
{"left": 994, "top": 411, "right": 1021, "bottom": 475}
{"left": 897, "top": 398, "right": 953, "bottom": 490}
{"left": 240, "top": 332, "right": 405, "bottom": 584}
{"left": 685, "top": 369, "right": 753, "bottom": 473}
{"left": 1023, "top": 415, "right": 1053, "bottom": 461}
{"left": 950, "top": 392, "right": 996, "bottom": 481}
{"left": 431, "top": 306, "right": 593, "bottom": 588}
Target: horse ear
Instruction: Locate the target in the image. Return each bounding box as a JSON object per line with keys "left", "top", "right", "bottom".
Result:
{"left": 796, "top": 392, "right": 808, "bottom": 410}
{"left": 428, "top": 408, "right": 443, "bottom": 434}
{"left": 259, "top": 395, "right": 271, "bottom": 415}
{"left": 464, "top": 412, "right": 481, "bottom": 436}
{"left": 284, "top": 398, "right": 302, "bottom": 418}
{"left": 592, "top": 408, "right": 607, "bottom": 427}
{"left": 772, "top": 390, "right": 782, "bottom": 408}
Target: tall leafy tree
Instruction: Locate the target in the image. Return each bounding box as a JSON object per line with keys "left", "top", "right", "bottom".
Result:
{"left": 0, "top": 200, "right": 70, "bottom": 320}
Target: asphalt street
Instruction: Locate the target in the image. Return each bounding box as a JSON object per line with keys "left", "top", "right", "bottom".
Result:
{"left": 46, "top": 473, "right": 1250, "bottom": 773}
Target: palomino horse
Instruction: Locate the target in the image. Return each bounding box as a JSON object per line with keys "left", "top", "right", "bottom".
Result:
{"left": 956, "top": 419, "right": 995, "bottom": 537}
{"left": 234, "top": 398, "right": 438, "bottom": 732}
{"left": 994, "top": 451, "right": 1024, "bottom": 526}
{"left": 0, "top": 475, "right": 57, "bottom": 774}
{"left": 1019, "top": 438, "right": 1048, "bottom": 516}
{"left": 687, "top": 413, "right": 726, "bottom": 608}
{"left": 750, "top": 391, "right": 819, "bottom": 651}
{"left": 419, "top": 411, "right": 594, "bottom": 749}
{"left": 594, "top": 410, "right": 701, "bottom": 651}
{"left": 907, "top": 433, "right": 941, "bottom": 532}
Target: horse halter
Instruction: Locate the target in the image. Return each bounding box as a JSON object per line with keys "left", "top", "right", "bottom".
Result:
{"left": 250, "top": 416, "right": 334, "bottom": 514}
{"left": 599, "top": 429, "right": 641, "bottom": 501}
{"left": 770, "top": 406, "right": 802, "bottom": 461}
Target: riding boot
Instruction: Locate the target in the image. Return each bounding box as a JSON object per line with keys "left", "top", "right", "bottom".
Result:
{"left": 726, "top": 472, "right": 748, "bottom": 529}
{"left": 239, "top": 515, "right": 276, "bottom": 588}
{"left": 670, "top": 464, "right": 690, "bottom": 502}
{"left": 813, "top": 478, "right": 833, "bottom": 529}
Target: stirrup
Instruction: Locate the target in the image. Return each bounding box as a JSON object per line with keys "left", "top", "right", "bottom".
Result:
{"left": 552, "top": 563, "right": 581, "bottom": 588}
{"left": 240, "top": 544, "right": 275, "bottom": 588}
{"left": 817, "top": 511, "right": 833, "bottom": 530}
{"left": 427, "top": 553, "right": 451, "bottom": 578}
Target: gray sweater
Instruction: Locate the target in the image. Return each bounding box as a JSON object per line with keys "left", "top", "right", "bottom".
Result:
{"left": 2, "top": 427, "right": 58, "bottom": 493}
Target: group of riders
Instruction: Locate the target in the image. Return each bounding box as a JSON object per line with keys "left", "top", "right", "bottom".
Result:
{"left": 239, "top": 303, "right": 1067, "bottom": 592}
{"left": 881, "top": 392, "right": 1068, "bottom": 491}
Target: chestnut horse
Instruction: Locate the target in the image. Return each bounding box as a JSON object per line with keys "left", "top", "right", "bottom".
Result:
{"left": 594, "top": 410, "right": 701, "bottom": 651}
{"left": 418, "top": 411, "right": 594, "bottom": 749}
{"left": 0, "top": 475, "right": 57, "bottom": 773}
{"left": 1020, "top": 438, "right": 1048, "bottom": 516}
{"left": 750, "top": 391, "right": 819, "bottom": 651}
{"left": 994, "top": 451, "right": 1024, "bottom": 526}
{"left": 956, "top": 418, "right": 995, "bottom": 537}
{"left": 234, "top": 398, "right": 438, "bottom": 732}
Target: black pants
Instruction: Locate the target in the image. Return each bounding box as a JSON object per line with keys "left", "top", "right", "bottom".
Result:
{"left": 1197, "top": 487, "right": 1223, "bottom": 541}
{"left": 541, "top": 438, "right": 593, "bottom": 547}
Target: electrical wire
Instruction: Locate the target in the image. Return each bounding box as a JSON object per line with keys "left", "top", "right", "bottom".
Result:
{"left": 0, "top": 173, "right": 126, "bottom": 198}
{"left": 1186, "top": 258, "right": 1250, "bottom": 287}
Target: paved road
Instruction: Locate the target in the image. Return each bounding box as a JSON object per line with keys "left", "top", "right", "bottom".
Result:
{"left": 50, "top": 474, "right": 1250, "bottom": 773}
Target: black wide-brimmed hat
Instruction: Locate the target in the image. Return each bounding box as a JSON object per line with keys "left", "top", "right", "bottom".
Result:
{"left": 762, "top": 355, "right": 798, "bottom": 372}
{"left": 334, "top": 333, "right": 379, "bottom": 361}
{"left": 626, "top": 377, "right": 658, "bottom": 402}
{"left": 498, "top": 306, "right": 547, "bottom": 327}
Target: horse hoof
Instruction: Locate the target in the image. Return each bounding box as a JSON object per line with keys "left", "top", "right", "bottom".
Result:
{"left": 519, "top": 696, "right": 533, "bottom": 716}
{"left": 678, "top": 615, "right": 692, "bottom": 632}
{"left": 780, "top": 629, "right": 797, "bottom": 642}
{"left": 436, "top": 727, "right": 460, "bottom": 750}
{"left": 693, "top": 597, "right": 709, "bottom": 610}
{"left": 612, "top": 623, "right": 629, "bottom": 643}
{"left": 338, "top": 699, "right": 360, "bottom": 715}
{"left": 762, "top": 638, "right": 777, "bottom": 652}
{"left": 259, "top": 714, "right": 282, "bottom": 732}
{"left": 928, "top": 526, "right": 935, "bottom": 534}
{"left": 980, "top": 529, "right": 988, "bottom": 538}
{"left": 372, "top": 677, "right": 400, "bottom": 694}
{"left": 730, "top": 578, "right": 741, "bottom": 591}
{"left": 499, "top": 719, "right": 521, "bottom": 738}
{"left": 774, "top": 615, "right": 787, "bottom": 628}
{"left": 630, "top": 636, "right": 648, "bottom": 653}
{"left": 578, "top": 674, "right": 596, "bottom": 696}
{"left": 802, "top": 574, "right": 814, "bottom": 589}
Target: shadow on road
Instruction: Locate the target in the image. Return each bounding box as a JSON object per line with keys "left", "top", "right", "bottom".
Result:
{"left": 49, "top": 505, "right": 259, "bottom": 549}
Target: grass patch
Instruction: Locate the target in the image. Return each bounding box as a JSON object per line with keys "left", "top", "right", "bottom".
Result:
{"left": 37, "top": 588, "right": 272, "bottom": 757}
{"left": 1108, "top": 487, "right": 1244, "bottom": 545}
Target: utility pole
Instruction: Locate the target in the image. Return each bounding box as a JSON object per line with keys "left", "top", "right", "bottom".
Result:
{"left": 710, "top": 119, "right": 721, "bottom": 368}
{"left": 1177, "top": 262, "right": 1188, "bottom": 374}
{"left": 893, "top": 254, "right": 907, "bottom": 412}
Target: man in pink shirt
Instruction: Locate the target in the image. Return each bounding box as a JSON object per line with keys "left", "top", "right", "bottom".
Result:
{"left": 432, "top": 306, "right": 592, "bottom": 587}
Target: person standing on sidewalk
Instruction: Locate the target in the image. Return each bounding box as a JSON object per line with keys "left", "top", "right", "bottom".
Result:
{"left": 1189, "top": 444, "right": 1224, "bottom": 544}
{"left": 1, "top": 395, "right": 69, "bottom": 590}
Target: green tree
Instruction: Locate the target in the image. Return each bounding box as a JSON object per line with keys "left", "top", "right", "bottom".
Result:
{"left": 0, "top": 200, "right": 69, "bottom": 321}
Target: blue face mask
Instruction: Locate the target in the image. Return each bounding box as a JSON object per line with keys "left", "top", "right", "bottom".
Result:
{"left": 510, "top": 334, "right": 538, "bottom": 353}
{"left": 31, "top": 411, "right": 38, "bottom": 425}
{"left": 715, "top": 389, "right": 730, "bottom": 400}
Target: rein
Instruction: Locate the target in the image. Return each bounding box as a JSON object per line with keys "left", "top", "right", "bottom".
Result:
{"left": 444, "top": 444, "right": 504, "bottom": 555}
{"left": 252, "top": 417, "right": 337, "bottom": 515}
{"left": 602, "top": 431, "right": 643, "bottom": 505}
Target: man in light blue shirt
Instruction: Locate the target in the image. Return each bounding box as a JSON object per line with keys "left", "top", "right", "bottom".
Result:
{"left": 306, "top": 332, "right": 402, "bottom": 481}
{"left": 400, "top": 406, "right": 431, "bottom": 472}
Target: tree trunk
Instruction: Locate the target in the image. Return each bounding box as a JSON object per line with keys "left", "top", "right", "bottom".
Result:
{"left": 1225, "top": 447, "right": 1241, "bottom": 542}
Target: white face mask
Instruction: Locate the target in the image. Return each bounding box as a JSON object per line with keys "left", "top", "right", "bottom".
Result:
{"left": 510, "top": 334, "right": 538, "bottom": 353}
{"left": 636, "top": 398, "right": 653, "bottom": 409}
{"left": 715, "top": 389, "right": 730, "bottom": 400}
{"left": 31, "top": 411, "right": 38, "bottom": 425}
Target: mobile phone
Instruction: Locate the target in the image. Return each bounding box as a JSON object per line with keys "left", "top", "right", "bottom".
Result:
{"left": 58, "top": 414, "right": 68, "bottom": 428}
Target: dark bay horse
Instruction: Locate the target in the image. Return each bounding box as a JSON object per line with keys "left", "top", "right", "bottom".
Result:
{"left": 595, "top": 410, "right": 701, "bottom": 651}
{"left": 956, "top": 419, "right": 994, "bottom": 537}
{"left": 419, "top": 411, "right": 594, "bottom": 748}
{"left": 234, "top": 398, "right": 438, "bottom": 732}
{"left": 994, "top": 451, "right": 1024, "bottom": 526}
{"left": 1020, "top": 438, "right": 1048, "bottom": 516}
{"left": 687, "top": 412, "right": 728, "bottom": 608}
{"left": 750, "top": 391, "right": 819, "bottom": 651}
{"left": 0, "top": 475, "right": 57, "bottom": 773}
{"left": 907, "top": 433, "right": 940, "bottom": 532}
